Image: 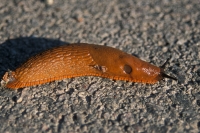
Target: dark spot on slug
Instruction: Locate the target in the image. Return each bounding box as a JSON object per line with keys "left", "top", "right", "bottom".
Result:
{"left": 94, "top": 47, "right": 98, "bottom": 50}
{"left": 123, "top": 64, "right": 132, "bottom": 74}
{"left": 119, "top": 55, "right": 124, "bottom": 59}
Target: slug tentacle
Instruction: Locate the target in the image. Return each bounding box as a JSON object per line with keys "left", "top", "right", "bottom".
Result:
{"left": 160, "top": 72, "right": 177, "bottom": 81}
{"left": 160, "top": 58, "right": 170, "bottom": 69}
{"left": 2, "top": 43, "right": 177, "bottom": 89}
{"left": 159, "top": 58, "right": 177, "bottom": 81}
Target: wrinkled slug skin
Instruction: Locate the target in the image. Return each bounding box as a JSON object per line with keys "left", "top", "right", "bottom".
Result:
{"left": 3, "top": 43, "right": 163, "bottom": 89}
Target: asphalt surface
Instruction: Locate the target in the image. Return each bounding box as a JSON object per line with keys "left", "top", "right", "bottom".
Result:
{"left": 0, "top": 0, "right": 200, "bottom": 133}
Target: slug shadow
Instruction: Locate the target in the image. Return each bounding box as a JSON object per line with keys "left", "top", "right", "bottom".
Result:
{"left": 0, "top": 37, "right": 69, "bottom": 79}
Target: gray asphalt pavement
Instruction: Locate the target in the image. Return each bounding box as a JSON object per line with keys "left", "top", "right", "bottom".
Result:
{"left": 0, "top": 0, "right": 200, "bottom": 132}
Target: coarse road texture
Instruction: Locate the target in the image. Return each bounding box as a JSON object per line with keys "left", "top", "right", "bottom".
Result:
{"left": 0, "top": 0, "right": 200, "bottom": 133}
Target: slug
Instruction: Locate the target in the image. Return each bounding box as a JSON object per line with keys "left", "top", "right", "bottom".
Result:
{"left": 2, "top": 43, "right": 176, "bottom": 89}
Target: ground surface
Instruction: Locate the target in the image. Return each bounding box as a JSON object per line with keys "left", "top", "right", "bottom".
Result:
{"left": 0, "top": 0, "right": 199, "bottom": 133}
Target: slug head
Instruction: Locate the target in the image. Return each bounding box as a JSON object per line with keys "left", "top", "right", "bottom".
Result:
{"left": 121, "top": 55, "right": 177, "bottom": 83}
{"left": 143, "top": 58, "right": 177, "bottom": 82}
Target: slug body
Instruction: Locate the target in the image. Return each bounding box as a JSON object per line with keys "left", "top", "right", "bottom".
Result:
{"left": 3, "top": 43, "right": 175, "bottom": 89}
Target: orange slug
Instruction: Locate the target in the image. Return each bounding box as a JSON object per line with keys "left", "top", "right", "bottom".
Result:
{"left": 2, "top": 43, "right": 176, "bottom": 89}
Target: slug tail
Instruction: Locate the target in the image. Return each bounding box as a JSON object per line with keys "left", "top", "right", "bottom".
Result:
{"left": 6, "top": 80, "right": 21, "bottom": 89}
{"left": 2, "top": 71, "right": 20, "bottom": 89}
